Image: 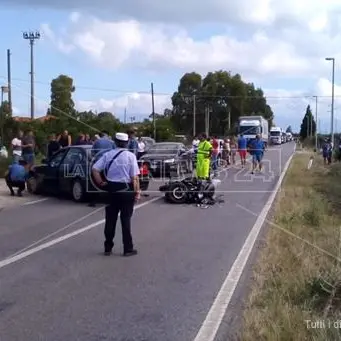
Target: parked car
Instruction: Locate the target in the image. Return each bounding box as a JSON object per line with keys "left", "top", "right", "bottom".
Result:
{"left": 140, "top": 142, "right": 193, "bottom": 177}
{"left": 141, "top": 137, "right": 155, "bottom": 151}
{"left": 26, "top": 145, "right": 150, "bottom": 202}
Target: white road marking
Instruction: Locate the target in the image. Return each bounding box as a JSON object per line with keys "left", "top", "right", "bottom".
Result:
{"left": 0, "top": 197, "right": 160, "bottom": 270}
{"left": 193, "top": 149, "right": 295, "bottom": 341}
{"left": 7, "top": 206, "right": 104, "bottom": 258}
{"left": 22, "top": 198, "right": 49, "bottom": 205}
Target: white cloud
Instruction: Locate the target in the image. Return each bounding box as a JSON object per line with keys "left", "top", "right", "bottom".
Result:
{"left": 39, "top": 4, "right": 341, "bottom": 81}
{"left": 76, "top": 93, "right": 171, "bottom": 121}
{"left": 41, "top": 17, "right": 316, "bottom": 77}
{"left": 25, "top": 1, "right": 341, "bottom": 131}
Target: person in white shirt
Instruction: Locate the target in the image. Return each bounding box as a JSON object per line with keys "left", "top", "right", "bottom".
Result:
{"left": 137, "top": 137, "right": 146, "bottom": 159}
{"left": 192, "top": 136, "right": 200, "bottom": 150}
{"left": 11, "top": 130, "right": 23, "bottom": 162}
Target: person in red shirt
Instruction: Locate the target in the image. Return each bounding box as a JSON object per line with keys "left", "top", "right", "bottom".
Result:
{"left": 211, "top": 136, "right": 219, "bottom": 176}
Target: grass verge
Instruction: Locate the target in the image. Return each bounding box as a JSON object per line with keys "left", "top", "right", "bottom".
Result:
{"left": 242, "top": 153, "right": 341, "bottom": 340}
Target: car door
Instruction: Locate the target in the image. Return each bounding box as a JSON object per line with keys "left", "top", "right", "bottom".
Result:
{"left": 58, "top": 148, "right": 86, "bottom": 193}
{"left": 44, "top": 148, "right": 69, "bottom": 192}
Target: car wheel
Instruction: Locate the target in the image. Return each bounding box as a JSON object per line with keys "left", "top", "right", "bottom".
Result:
{"left": 27, "top": 176, "right": 40, "bottom": 194}
{"left": 72, "top": 179, "right": 86, "bottom": 202}
{"left": 165, "top": 182, "right": 187, "bottom": 204}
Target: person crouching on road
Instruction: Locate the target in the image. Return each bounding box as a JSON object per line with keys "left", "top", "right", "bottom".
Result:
{"left": 196, "top": 133, "right": 212, "bottom": 180}
{"left": 92, "top": 132, "right": 140, "bottom": 257}
{"left": 5, "top": 159, "right": 29, "bottom": 196}
{"left": 250, "top": 134, "right": 265, "bottom": 174}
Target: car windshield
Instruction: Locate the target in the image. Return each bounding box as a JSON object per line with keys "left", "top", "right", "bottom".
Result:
{"left": 239, "top": 126, "right": 261, "bottom": 134}
{"left": 270, "top": 131, "right": 281, "bottom": 136}
{"left": 147, "top": 144, "right": 178, "bottom": 154}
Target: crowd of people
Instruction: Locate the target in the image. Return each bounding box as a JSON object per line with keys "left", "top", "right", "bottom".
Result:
{"left": 192, "top": 133, "right": 266, "bottom": 179}
{"left": 5, "top": 128, "right": 146, "bottom": 197}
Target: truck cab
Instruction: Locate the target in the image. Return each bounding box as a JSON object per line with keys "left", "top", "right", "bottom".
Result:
{"left": 270, "top": 127, "right": 282, "bottom": 145}
{"left": 238, "top": 116, "right": 269, "bottom": 147}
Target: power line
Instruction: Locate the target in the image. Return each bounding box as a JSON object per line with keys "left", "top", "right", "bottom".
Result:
{"left": 1, "top": 75, "right": 340, "bottom": 99}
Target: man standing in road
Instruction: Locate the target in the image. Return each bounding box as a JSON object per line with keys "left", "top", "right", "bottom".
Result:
{"left": 21, "top": 130, "right": 35, "bottom": 168}
{"left": 92, "top": 133, "right": 140, "bottom": 257}
{"left": 89, "top": 130, "right": 115, "bottom": 207}
{"left": 238, "top": 133, "right": 247, "bottom": 167}
{"left": 11, "top": 130, "right": 23, "bottom": 162}
{"left": 211, "top": 136, "right": 219, "bottom": 176}
{"left": 47, "top": 134, "right": 61, "bottom": 159}
{"left": 92, "top": 130, "right": 115, "bottom": 158}
{"left": 196, "top": 133, "right": 212, "bottom": 180}
{"left": 127, "top": 128, "right": 138, "bottom": 156}
{"left": 250, "top": 134, "right": 265, "bottom": 174}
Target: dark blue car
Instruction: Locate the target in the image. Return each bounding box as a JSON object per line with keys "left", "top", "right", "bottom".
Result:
{"left": 27, "top": 145, "right": 150, "bottom": 202}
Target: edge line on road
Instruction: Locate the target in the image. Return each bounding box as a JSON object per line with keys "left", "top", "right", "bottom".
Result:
{"left": 0, "top": 197, "right": 161, "bottom": 270}
{"left": 22, "top": 198, "right": 49, "bottom": 206}
{"left": 193, "top": 146, "right": 295, "bottom": 341}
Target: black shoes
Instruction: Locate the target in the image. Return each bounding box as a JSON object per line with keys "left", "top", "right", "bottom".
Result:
{"left": 123, "top": 249, "right": 138, "bottom": 257}
{"left": 104, "top": 249, "right": 112, "bottom": 256}
{"left": 103, "top": 246, "right": 137, "bottom": 257}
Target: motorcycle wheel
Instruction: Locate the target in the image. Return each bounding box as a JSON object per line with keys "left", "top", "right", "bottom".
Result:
{"left": 165, "top": 182, "right": 188, "bottom": 204}
{"left": 203, "top": 182, "right": 215, "bottom": 199}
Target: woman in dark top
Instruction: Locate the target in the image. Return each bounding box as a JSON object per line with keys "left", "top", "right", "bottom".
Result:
{"left": 57, "top": 130, "right": 71, "bottom": 147}
{"left": 47, "top": 134, "right": 61, "bottom": 158}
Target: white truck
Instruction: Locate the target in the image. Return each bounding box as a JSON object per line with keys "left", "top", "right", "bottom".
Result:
{"left": 238, "top": 115, "right": 269, "bottom": 146}
{"left": 270, "top": 126, "right": 282, "bottom": 145}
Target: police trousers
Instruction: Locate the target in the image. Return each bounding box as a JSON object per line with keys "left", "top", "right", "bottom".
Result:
{"left": 5, "top": 174, "right": 25, "bottom": 194}
{"left": 104, "top": 183, "right": 135, "bottom": 252}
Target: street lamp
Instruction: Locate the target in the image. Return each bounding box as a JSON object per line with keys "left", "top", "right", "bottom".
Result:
{"left": 23, "top": 31, "right": 40, "bottom": 119}
{"left": 325, "top": 57, "right": 335, "bottom": 146}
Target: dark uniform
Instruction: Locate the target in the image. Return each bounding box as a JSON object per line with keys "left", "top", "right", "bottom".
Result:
{"left": 92, "top": 133, "right": 140, "bottom": 256}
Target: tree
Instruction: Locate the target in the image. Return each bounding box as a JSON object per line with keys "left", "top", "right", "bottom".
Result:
{"left": 142, "top": 115, "right": 175, "bottom": 141}
{"left": 169, "top": 70, "right": 274, "bottom": 136}
{"left": 0, "top": 100, "right": 17, "bottom": 145}
{"left": 286, "top": 125, "right": 293, "bottom": 133}
{"left": 299, "top": 105, "right": 316, "bottom": 139}
{"left": 49, "top": 75, "right": 76, "bottom": 121}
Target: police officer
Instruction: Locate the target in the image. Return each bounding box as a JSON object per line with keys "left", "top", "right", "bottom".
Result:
{"left": 92, "top": 132, "right": 140, "bottom": 257}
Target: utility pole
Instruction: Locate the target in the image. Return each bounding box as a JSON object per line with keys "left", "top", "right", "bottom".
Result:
{"left": 23, "top": 31, "right": 40, "bottom": 119}
{"left": 325, "top": 57, "right": 335, "bottom": 146}
{"left": 205, "top": 105, "right": 211, "bottom": 136}
{"left": 7, "top": 49, "right": 12, "bottom": 114}
{"left": 228, "top": 106, "right": 231, "bottom": 131}
{"left": 151, "top": 82, "right": 156, "bottom": 139}
{"left": 124, "top": 108, "right": 127, "bottom": 124}
{"left": 307, "top": 114, "right": 309, "bottom": 138}
{"left": 193, "top": 94, "right": 196, "bottom": 137}
{"left": 313, "top": 96, "right": 318, "bottom": 150}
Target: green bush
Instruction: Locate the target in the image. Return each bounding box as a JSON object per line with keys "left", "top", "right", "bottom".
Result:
{"left": 0, "top": 157, "right": 12, "bottom": 178}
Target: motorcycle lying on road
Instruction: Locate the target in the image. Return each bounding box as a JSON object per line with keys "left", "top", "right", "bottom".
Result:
{"left": 159, "top": 176, "right": 221, "bottom": 205}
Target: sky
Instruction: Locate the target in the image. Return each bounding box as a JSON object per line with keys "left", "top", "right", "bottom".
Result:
{"left": 1, "top": 1, "right": 341, "bottom": 133}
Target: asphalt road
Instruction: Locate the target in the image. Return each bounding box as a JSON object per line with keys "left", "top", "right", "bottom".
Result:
{"left": 0, "top": 142, "right": 295, "bottom": 341}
